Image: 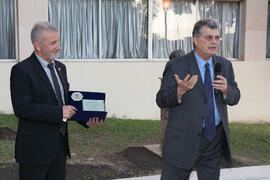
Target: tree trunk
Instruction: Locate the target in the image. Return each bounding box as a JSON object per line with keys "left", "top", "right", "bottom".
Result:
{"left": 160, "top": 108, "right": 169, "bottom": 149}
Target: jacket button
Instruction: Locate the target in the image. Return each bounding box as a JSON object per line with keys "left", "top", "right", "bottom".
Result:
{"left": 204, "top": 100, "right": 207, "bottom": 104}
{"left": 198, "top": 133, "right": 202, "bottom": 136}
{"left": 201, "top": 116, "right": 204, "bottom": 120}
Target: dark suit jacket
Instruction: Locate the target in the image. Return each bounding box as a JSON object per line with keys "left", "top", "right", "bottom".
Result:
{"left": 10, "top": 52, "right": 87, "bottom": 164}
{"left": 156, "top": 51, "right": 240, "bottom": 169}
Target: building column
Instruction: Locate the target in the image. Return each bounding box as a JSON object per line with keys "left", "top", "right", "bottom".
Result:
{"left": 17, "top": 0, "right": 48, "bottom": 61}
{"left": 241, "top": 0, "right": 268, "bottom": 61}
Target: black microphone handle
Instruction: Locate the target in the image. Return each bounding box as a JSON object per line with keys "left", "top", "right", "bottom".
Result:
{"left": 214, "top": 61, "right": 222, "bottom": 95}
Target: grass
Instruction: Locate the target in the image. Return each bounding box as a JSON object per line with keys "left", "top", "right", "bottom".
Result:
{"left": 0, "top": 114, "right": 17, "bottom": 163}
{"left": 0, "top": 114, "right": 18, "bottom": 130}
{"left": 0, "top": 115, "right": 161, "bottom": 163}
{"left": 1, "top": 114, "right": 270, "bottom": 166}
{"left": 0, "top": 141, "right": 14, "bottom": 163}
{"left": 68, "top": 118, "right": 160, "bottom": 155}
{"left": 230, "top": 123, "right": 270, "bottom": 165}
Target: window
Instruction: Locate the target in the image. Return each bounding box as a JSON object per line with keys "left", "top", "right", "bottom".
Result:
{"left": 152, "top": 0, "right": 240, "bottom": 59}
{"left": 49, "top": 0, "right": 148, "bottom": 59}
{"left": 101, "top": 0, "right": 148, "bottom": 58}
{"left": 267, "top": 2, "right": 270, "bottom": 58}
{"left": 0, "top": 0, "right": 16, "bottom": 59}
{"left": 49, "top": 0, "right": 240, "bottom": 60}
{"left": 49, "top": 0, "right": 100, "bottom": 59}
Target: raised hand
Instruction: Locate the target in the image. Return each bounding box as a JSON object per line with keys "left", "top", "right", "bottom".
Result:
{"left": 174, "top": 74, "right": 198, "bottom": 98}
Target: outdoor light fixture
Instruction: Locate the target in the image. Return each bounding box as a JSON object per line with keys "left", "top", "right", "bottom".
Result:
{"left": 163, "top": 0, "right": 170, "bottom": 9}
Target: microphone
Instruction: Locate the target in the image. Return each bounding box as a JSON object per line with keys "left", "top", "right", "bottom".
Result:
{"left": 214, "top": 63, "right": 222, "bottom": 95}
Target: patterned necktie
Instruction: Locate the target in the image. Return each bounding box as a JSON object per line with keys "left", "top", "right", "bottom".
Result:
{"left": 47, "top": 63, "right": 66, "bottom": 136}
{"left": 204, "top": 63, "right": 216, "bottom": 142}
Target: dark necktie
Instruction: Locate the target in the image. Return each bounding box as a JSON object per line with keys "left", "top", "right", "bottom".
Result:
{"left": 204, "top": 63, "right": 216, "bottom": 142}
{"left": 47, "top": 63, "right": 66, "bottom": 136}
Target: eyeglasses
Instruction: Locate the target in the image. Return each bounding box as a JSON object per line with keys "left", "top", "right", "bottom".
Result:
{"left": 199, "top": 35, "right": 222, "bottom": 41}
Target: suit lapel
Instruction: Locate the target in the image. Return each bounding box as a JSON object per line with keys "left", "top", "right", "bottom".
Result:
{"left": 30, "top": 53, "right": 58, "bottom": 102}
{"left": 187, "top": 52, "right": 207, "bottom": 98}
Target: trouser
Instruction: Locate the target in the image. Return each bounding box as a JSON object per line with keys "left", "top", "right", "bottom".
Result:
{"left": 19, "top": 133, "right": 67, "bottom": 180}
{"left": 161, "top": 123, "right": 224, "bottom": 180}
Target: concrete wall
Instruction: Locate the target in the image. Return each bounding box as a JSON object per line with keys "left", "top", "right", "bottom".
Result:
{"left": 1, "top": 0, "right": 270, "bottom": 122}
{"left": 228, "top": 61, "right": 270, "bottom": 122}
{"left": 3, "top": 59, "right": 270, "bottom": 122}
{"left": 0, "top": 63, "right": 16, "bottom": 114}
{"left": 65, "top": 60, "right": 270, "bottom": 122}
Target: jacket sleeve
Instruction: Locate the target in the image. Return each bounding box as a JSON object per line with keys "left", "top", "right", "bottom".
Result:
{"left": 76, "top": 121, "right": 89, "bottom": 128}
{"left": 224, "top": 62, "right": 241, "bottom": 106}
{"left": 156, "top": 61, "right": 179, "bottom": 108}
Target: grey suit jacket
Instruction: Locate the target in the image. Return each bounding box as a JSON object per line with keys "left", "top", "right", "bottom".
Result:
{"left": 156, "top": 51, "right": 240, "bottom": 169}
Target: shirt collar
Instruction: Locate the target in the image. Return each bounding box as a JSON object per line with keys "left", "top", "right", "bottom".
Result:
{"left": 35, "top": 52, "right": 55, "bottom": 69}
{"left": 193, "top": 51, "right": 214, "bottom": 69}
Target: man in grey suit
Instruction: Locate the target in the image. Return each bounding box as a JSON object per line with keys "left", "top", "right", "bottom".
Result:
{"left": 156, "top": 18, "right": 240, "bottom": 180}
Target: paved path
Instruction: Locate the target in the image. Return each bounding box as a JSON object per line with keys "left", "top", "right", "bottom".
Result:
{"left": 115, "top": 165, "right": 270, "bottom": 180}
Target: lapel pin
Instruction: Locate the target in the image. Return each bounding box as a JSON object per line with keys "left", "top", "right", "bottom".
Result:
{"left": 58, "top": 67, "right": 61, "bottom": 71}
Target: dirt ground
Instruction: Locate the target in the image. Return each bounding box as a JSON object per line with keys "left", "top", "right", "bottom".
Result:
{"left": 0, "top": 127, "right": 243, "bottom": 180}
{"left": 0, "top": 127, "right": 163, "bottom": 179}
{"left": 0, "top": 147, "right": 162, "bottom": 180}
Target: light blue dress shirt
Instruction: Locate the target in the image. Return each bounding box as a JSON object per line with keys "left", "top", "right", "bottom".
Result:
{"left": 194, "top": 52, "right": 221, "bottom": 126}
{"left": 35, "top": 53, "right": 65, "bottom": 105}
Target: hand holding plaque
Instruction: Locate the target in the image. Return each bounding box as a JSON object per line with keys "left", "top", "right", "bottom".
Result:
{"left": 68, "top": 91, "right": 107, "bottom": 122}
{"left": 87, "top": 117, "right": 104, "bottom": 127}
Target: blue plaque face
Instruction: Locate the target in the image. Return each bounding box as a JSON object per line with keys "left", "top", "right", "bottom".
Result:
{"left": 68, "top": 91, "right": 107, "bottom": 122}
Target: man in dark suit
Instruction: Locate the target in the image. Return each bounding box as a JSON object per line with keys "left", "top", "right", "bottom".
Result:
{"left": 156, "top": 18, "right": 240, "bottom": 180}
{"left": 10, "top": 21, "right": 101, "bottom": 180}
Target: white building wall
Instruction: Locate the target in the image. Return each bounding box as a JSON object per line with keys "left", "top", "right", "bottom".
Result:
{"left": 65, "top": 61, "right": 163, "bottom": 120}
{"left": 3, "top": 60, "right": 270, "bottom": 122}
{"left": 63, "top": 60, "right": 270, "bottom": 122}
{"left": 0, "top": 63, "right": 15, "bottom": 114}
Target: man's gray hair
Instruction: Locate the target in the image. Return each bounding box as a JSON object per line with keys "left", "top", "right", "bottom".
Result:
{"left": 30, "top": 21, "right": 58, "bottom": 44}
{"left": 192, "top": 18, "right": 220, "bottom": 38}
